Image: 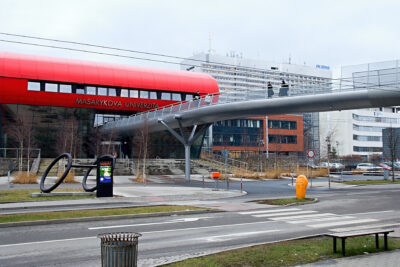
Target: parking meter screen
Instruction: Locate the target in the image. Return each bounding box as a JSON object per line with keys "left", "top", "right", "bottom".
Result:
{"left": 99, "top": 162, "right": 112, "bottom": 183}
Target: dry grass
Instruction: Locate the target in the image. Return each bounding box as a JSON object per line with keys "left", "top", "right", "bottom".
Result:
{"left": 131, "top": 177, "right": 146, "bottom": 183}
{"left": 263, "top": 169, "right": 283, "bottom": 179}
{"left": 233, "top": 167, "right": 329, "bottom": 180}
{"left": 12, "top": 172, "right": 38, "bottom": 184}
{"left": 351, "top": 169, "right": 365, "bottom": 175}
{"left": 233, "top": 169, "right": 281, "bottom": 180}
{"left": 130, "top": 173, "right": 147, "bottom": 183}
{"left": 61, "top": 170, "right": 79, "bottom": 184}
{"left": 290, "top": 167, "right": 329, "bottom": 178}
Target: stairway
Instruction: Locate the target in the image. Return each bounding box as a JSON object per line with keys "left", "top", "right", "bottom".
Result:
{"left": 37, "top": 158, "right": 59, "bottom": 176}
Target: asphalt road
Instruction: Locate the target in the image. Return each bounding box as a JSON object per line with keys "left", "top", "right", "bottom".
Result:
{"left": 0, "top": 179, "right": 399, "bottom": 266}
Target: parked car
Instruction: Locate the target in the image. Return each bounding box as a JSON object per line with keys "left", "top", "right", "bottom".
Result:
{"left": 356, "top": 163, "right": 383, "bottom": 172}
{"left": 320, "top": 162, "right": 345, "bottom": 171}
{"left": 378, "top": 162, "right": 392, "bottom": 170}
{"left": 380, "top": 161, "right": 400, "bottom": 170}
{"left": 331, "top": 163, "right": 345, "bottom": 171}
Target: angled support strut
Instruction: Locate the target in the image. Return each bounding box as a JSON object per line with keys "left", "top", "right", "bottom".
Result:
{"left": 159, "top": 118, "right": 209, "bottom": 182}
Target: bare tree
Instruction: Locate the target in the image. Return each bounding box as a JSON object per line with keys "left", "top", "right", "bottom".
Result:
{"left": 87, "top": 127, "right": 105, "bottom": 158}
{"left": 56, "top": 117, "right": 81, "bottom": 158}
{"left": 383, "top": 127, "right": 400, "bottom": 182}
{"left": 6, "top": 114, "right": 35, "bottom": 173}
{"left": 133, "top": 119, "right": 149, "bottom": 182}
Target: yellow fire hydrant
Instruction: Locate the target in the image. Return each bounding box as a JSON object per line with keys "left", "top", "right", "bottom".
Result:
{"left": 296, "top": 175, "right": 308, "bottom": 199}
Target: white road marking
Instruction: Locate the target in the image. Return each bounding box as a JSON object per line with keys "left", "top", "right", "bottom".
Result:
{"left": 253, "top": 210, "right": 316, "bottom": 218}
{"left": 238, "top": 208, "right": 300, "bottom": 215}
{"left": 0, "top": 236, "right": 96, "bottom": 248}
{"left": 138, "top": 221, "right": 276, "bottom": 235}
{"left": 330, "top": 223, "right": 400, "bottom": 232}
{"left": 270, "top": 213, "right": 335, "bottom": 221}
{"left": 197, "top": 230, "right": 280, "bottom": 242}
{"left": 350, "top": 210, "right": 394, "bottom": 216}
{"left": 1, "top": 220, "right": 278, "bottom": 248}
{"left": 308, "top": 218, "right": 378, "bottom": 228}
{"left": 290, "top": 216, "right": 354, "bottom": 224}
{"left": 88, "top": 217, "right": 211, "bottom": 230}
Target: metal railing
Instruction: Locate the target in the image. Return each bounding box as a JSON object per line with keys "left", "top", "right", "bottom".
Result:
{"left": 0, "top": 148, "right": 41, "bottom": 173}
{"left": 200, "top": 149, "right": 248, "bottom": 170}
{"left": 102, "top": 76, "right": 397, "bottom": 130}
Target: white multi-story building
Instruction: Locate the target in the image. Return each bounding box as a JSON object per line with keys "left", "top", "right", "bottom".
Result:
{"left": 181, "top": 52, "right": 332, "bottom": 154}
{"left": 320, "top": 60, "right": 400, "bottom": 160}
{"left": 320, "top": 108, "right": 400, "bottom": 159}
{"left": 181, "top": 52, "right": 332, "bottom": 98}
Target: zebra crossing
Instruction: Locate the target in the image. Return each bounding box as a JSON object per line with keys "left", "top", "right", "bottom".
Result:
{"left": 238, "top": 208, "right": 379, "bottom": 229}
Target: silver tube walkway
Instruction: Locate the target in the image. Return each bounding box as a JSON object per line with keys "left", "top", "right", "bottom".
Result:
{"left": 100, "top": 79, "right": 400, "bottom": 182}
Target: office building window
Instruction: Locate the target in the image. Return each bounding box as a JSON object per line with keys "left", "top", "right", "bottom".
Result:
{"left": 172, "top": 93, "right": 181, "bottom": 101}
{"left": 98, "top": 87, "right": 107, "bottom": 96}
{"left": 161, "top": 92, "right": 171, "bottom": 100}
{"left": 140, "top": 90, "right": 149, "bottom": 99}
{"left": 28, "top": 81, "right": 41, "bottom": 91}
{"left": 45, "top": 83, "right": 58, "bottom": 92}
{"left": 120, "top": 89, "right": 129, "bottom": 97}
{"left": 108, "top": 88, "right": 117, "bottom": 96}
{"left": 149, "top": 91, "right": 157, "bottom": 99}
{"left": 86, "top": 86, "right": 96, "bottom": 95}
{"left": 185, "top": 94, "right": 193, "bottom": 101}
{"left": 59, "top": 84, "right": 72, "bottom": 93}
{"left": 130, "top": 90, "right": 139, "bottom": 98}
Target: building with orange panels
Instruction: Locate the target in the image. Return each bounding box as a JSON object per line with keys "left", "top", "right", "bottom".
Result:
{"left": 211, "top": 114, "right": 304, "bottom": 156}
{"left": 267, "top": 114, "right": 303, "bottom": 154}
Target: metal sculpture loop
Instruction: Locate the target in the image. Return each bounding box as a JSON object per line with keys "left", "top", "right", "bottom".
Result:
{"left": 40, "top": 153, "right": 73, "bottom": 193}
{"left": 82, "top": 158, "right": 99, "bottom": 192}
{"left": 40, "top": 153, "right": 115, "bottom": 193}
{"left": 82, "top": 154, "right": 114, "bottom": 192}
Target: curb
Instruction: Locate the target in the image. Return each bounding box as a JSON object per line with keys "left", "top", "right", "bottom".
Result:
{"left": 248, "top": 198, "right": 319, "bottom": 206}
{"left": 0, "top": 201, "right": 138, "bottom": 211}
{"left": 284, "top": 197, "right": 319, "bottom": 206}
{"left": 30, "top": 192, "right": 95, "bottom": 197}
{"left": 0, "top": 209, "right": 222, "bottom": 228}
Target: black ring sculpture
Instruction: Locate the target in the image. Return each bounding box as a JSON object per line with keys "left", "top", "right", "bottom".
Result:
{"left": 82, "top": 155, "right": 114, "bottom": 192}
{"left": 82, "top": 158, "right": 99, "bottom": 192}
{"left": 40, "top": 153, "right": 115, "bottom": 193}
{"left": 40, "top": 153, "right": 73, "bottom": 193}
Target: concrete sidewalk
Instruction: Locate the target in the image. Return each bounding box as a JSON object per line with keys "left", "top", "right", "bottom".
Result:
{"left": 298, "top": 249, "right": 400, "bottom": 267}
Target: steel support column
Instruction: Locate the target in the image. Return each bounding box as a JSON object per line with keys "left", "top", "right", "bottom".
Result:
{"left": 159, "top": 118, "right": 209, "bottom": 182}
{"left": 0, "top": 104, "right": 2, "bottom": 151}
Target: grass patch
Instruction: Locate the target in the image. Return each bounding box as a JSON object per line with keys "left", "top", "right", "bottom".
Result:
{"left": 253, "top": 197, "right": 315, "bottom": 205}
{"left": 0, "top": 188, "right": 95, "bottom": 203}
{"left": 337, "top": 179, "right": 400, "bottom": 185}
{"left": 165, "top": 236, "right": 400, "bottom": 267}
{"left": 0, "top": 205, "right": 205, "bottom": 223}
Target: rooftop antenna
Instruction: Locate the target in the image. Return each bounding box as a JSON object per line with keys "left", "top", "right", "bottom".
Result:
{"left": 208, "top": 33, "right": 212, "bottom": 54}
{"left": 289, "top": 53, "right": 291, "bottom": 64}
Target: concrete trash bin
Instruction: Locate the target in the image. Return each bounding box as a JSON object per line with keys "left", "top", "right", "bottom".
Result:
{"left": 98, "top": 232, "right": 142, "bottom": 267}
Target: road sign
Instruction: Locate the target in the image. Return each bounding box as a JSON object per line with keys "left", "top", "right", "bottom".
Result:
{"left": 307, "top": 150, "right": 315, "bottom": 159}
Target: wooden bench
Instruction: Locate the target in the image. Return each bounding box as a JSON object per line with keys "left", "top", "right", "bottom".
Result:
{"left": 325, "top": 229, "right": 394, "bottom": 256}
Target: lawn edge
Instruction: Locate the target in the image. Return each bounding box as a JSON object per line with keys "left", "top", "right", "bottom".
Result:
{"left": 0, "top": 209, "right": 221, "bottom": 228}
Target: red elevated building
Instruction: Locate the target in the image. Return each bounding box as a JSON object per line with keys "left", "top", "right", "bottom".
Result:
{"left": 0, "top": 52, "right": 219, "bottom": 157}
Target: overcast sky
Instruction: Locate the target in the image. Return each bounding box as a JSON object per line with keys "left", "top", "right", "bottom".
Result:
{"left": 1, "top": 0, "right": 399, "bottom": 76}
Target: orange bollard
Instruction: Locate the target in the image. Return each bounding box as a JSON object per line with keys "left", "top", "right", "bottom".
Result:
{"left": 211, "top": 172, "right": 220, "bottom": 179}
{"left": 296, "top": 175, "right": 308, "bottom": 199}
